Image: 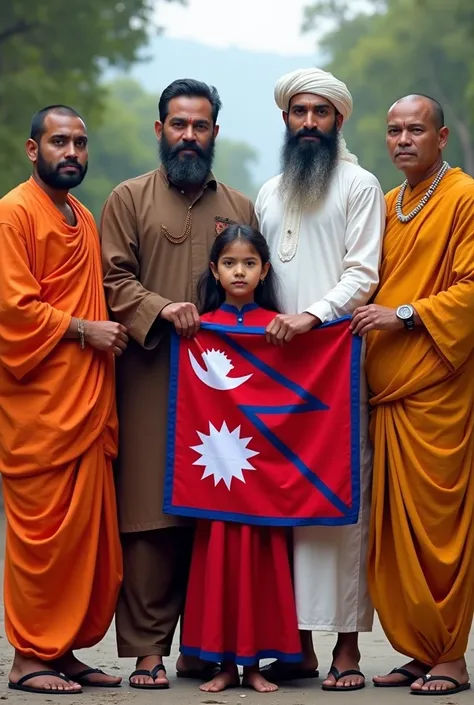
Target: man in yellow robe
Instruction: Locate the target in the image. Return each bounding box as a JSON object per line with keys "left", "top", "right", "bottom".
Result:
{"left": 0, "top": 106, "right": 126, "bottom": 694}
{"left": 351, "top": 94, "right": 474, "bottom": 695}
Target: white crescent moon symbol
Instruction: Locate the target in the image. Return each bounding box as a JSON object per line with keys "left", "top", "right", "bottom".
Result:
{"left": 188, "top": 350, "right": 252, "bottom": 390}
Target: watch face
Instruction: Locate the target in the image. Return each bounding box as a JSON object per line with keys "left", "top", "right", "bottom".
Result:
{"left": 398, "top": 305, "right": 413, "bottom": 320}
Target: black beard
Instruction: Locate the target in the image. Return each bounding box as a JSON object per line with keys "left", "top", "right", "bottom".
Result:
{"left": 159, "top": 133, "right": 215, "bottom": 186}
{"left": 36, "top": 150, "right": 87, "bottom": 189}
{"left": 278, "top": 123, "right": 339, "bottom": 210}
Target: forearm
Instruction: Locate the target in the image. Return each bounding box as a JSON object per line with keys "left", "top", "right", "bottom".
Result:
{"left": 104, "top": 276, "right": 172, "bottom": 349}
{"left": 305, "top": 272, "right": 379, "bottom": 322}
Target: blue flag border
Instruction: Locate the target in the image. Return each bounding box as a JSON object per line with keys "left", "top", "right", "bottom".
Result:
{"left": 164, "top": 316, "right": 362, "bottom": 526}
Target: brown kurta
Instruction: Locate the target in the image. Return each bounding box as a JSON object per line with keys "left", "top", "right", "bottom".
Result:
{"left": 101, "top": 166, "right": 257, "bottom": 533}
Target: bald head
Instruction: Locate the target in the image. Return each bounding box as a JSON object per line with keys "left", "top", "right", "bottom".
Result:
{"left": 389, "top": 94, "right": 444, "bottom": 131}
{"left": 30, "top": 105, "right": 85, "bottom": 143}
{"left": 386, "top": 93, "right": 449, "bottom": 185}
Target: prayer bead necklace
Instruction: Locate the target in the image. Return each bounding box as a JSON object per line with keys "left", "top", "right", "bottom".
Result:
{"left": 395, "top": 161, "right": 450, "bottom": 223}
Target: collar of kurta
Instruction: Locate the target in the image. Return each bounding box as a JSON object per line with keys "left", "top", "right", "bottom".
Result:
{"left": 158, "top": 164, "right": 217, "bottom": 191}
{"left": 220, "top": 303, "right": 260, "bottom": 315}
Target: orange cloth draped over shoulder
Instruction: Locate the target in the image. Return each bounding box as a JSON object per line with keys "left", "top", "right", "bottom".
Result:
{"left": 366, "top": 167, "right": 474, "bottom": 665}
{"left": 0, "top": 178, "right": 122, "bottom": 660}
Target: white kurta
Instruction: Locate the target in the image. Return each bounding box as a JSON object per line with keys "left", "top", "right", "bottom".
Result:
{"left": 255, "top": 161, "right": 386, "bottom": 632}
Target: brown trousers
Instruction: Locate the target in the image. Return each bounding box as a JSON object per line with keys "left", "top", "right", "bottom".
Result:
{"left": 116, "top": 527, "right": 194, "bottom": 657}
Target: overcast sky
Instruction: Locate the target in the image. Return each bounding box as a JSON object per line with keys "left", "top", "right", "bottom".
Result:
{"left": 155, "top": 0, "right": 318, "bottom": 56}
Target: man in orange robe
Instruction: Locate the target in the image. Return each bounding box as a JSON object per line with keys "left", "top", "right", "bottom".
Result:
{"left": 352, "top": 94, "right": 474, "bottom": 695}
{"left": 0, "top": 105, "right": 126, "bottom": 694}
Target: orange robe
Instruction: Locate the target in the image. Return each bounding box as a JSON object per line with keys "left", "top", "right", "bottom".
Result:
{"left": 366, "top": 167, "right": 474, "bottom": 665}
{"left": 0, "top": 177, "right": 122, "bottom": 660}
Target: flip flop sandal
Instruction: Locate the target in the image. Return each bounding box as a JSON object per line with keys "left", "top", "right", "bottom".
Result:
{"left": 9, "top": 670, "right": 83, "bottom": 695}
{"left": 322, "top": 666, "right": 366, "bottom": 692}
{"left": 374, "top": 667, "right": 421, "bottom": 688}
{"left": 129, "top": 663, "right": 169, "bottom": 690}
{"left": 410, "top": 674, "right": 471, "bottom": 696}
{"left": 176, "top": 663, "right": 221, "bottom": 680}
{"left": 65, "top": 667, "right": 121, "bottom": 687}
{"left": 259, "top": 663, "right": 320, "bottom": 682}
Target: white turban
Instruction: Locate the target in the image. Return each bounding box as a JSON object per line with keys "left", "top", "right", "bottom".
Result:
{"left": 274, "top": 67, "right": 353, "bottom": 120}
{"left": 274, "top": 69, "right": 358, "bottom": 264}
{"left": 274, "top": 67, "right": 357, "bottom": 165}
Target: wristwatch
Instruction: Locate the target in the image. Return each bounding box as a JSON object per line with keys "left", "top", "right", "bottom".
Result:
{"left": 396, "top": 304, "right": 415, "bottom": 331}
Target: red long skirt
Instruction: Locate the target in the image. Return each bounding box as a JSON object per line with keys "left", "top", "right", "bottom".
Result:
{"left": 181, "top": 520, "right": 302, "bottom": 666}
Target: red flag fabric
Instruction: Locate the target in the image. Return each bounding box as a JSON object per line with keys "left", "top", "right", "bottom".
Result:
{"left": 164, "top": 308, "right": 361, "bottom": 526}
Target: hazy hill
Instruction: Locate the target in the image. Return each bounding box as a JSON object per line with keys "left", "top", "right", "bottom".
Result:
{"left": 114, "top": 36, "right": 322, "bottom": 186}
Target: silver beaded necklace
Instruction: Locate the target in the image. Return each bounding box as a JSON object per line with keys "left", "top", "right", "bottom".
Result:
{"left": 395, "top": 161, "right": 450, "bottom": 223}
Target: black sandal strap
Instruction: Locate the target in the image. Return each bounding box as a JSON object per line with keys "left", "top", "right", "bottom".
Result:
{"left": 150, "top": 664, "right": 166, "bottom": 678}
{"left": 129, "top": 665, "right": 167, "bottom": 683}
{"left": 328, "top": 667, "right": 365, "bottom": 680}
{"left": 421, "top": 674, "right": 460, "bottom": 687}
{"left": 17, "top": 671, "right": 67, "bottom": 687}
{"left": 390, "top": 668, "right": 418, "bottom": 679}
{"left": 74, "top": 668, "right": 104, "bottom": 679}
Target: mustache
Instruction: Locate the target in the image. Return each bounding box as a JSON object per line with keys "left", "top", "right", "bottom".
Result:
{"left": 56, "top": 159, "right": 83, "bottom": 170}
{"left": 169, "top": 140, "right": 206, "bottom": 157}
{"left": 295, "top": 127, "right": 333, "bottom": 143}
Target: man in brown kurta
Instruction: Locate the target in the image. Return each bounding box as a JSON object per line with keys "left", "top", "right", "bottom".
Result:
{"left": 100, "top": 78, "right": 257, "bottom": 689}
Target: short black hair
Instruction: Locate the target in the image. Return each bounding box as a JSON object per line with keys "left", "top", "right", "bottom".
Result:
{"left": 30, "top": 105, "right": 84, "bottom": 142}
{"left": 396, "top": 94, "right": 445, "bottom": 130}
{"left": 158, "top": 79, "right": 222, "bottom": 125}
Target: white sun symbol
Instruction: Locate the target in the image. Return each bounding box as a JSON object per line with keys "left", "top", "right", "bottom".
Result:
{"left": 191, "top": 421, "right": 259, "bottom": 490}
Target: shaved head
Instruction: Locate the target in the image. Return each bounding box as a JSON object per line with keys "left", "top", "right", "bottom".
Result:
{"left": 30, "top": 105, "right": 84, "bottom": 143}
{"left": 386, "top": 93, "right": 449, "bottom": 185}
{"left": 389, "top": 94, "right": 444, "bottom": 131}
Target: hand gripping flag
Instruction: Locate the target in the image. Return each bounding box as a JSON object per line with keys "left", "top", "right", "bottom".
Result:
{"left": 164, "top": 317, "right": 361, "bottom": 526}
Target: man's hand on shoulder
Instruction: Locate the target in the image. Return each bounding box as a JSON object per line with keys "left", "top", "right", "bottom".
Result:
{"left": 159, "top": 302, "right": 200, "bottom": 338}
{"left": 351, "top": 304, "right": 403, "bottom": 336}
{"left": 85, "top": 321, "right": 129, "bottom": 355}
{"left": 265, "top": 312, "right": 319, "bottom": 345}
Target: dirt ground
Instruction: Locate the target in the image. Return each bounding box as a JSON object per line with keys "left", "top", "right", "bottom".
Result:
{"left": 0, "top": 510, "right": 471, "bottom": 704}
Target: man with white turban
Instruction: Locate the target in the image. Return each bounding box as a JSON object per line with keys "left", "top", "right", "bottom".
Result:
{"left": 256, "top": 68, "right": 385, "bottom": 691}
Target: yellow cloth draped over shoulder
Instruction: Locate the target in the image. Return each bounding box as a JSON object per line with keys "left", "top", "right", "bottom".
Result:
{"left": 366, "top": 167, "right": 474, "bottom": 665}
{"left": 0, "top": 178, "right": 122, "bottom": 660}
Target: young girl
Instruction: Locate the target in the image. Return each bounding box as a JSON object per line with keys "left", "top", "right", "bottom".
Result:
{"left": 179, "top": 224, "right": 302, "bottom": 693}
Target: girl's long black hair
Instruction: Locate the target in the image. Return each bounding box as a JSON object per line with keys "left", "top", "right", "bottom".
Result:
{"left": 197, "top": 224, "right": 281, "bottom": 314}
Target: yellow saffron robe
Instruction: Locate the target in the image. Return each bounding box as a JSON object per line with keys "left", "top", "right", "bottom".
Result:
{"left": 366, "top": 167, "right": 474, "bottom": 665}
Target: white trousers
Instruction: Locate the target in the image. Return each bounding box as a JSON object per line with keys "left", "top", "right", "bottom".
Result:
{"left": 293, "top": 366, "right": 374, "bottom": 632}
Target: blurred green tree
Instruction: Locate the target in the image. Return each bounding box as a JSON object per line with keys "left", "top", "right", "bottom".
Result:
{"left": 303, "top": 0, "right": 474, "bottom": 191}
{"left": 0, "top": 0, "right": 183, "bottom": 194}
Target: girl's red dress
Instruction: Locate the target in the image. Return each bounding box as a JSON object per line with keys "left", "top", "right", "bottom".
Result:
{"left": 180, "top": 303, "right": 302, "bottom": 666}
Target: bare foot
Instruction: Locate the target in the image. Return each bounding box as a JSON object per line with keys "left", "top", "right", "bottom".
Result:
{"left": 130, "top": 655, "right": 169, "bottom": 687}
{"left": 322, "top": 634, "right": 364, "bottom": 688}
{"left": 373, "top": 659, "right": 429, "bottom": 686}
{"left": 411, "top": 658, "right": 469, "bottom": 693}
{"left": 54, "top": 651, "right": 121, "bottom": 686}
{"left": 200, "top": 663, "right": 239, "bottom": 692}
{"left": 243, "top": 667, "right": 278, "bottom": 692}
{"left": 9, "top": 653, "right": 81, "bottom": 692}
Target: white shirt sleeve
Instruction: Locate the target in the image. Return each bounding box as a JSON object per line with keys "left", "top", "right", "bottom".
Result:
{"left": 305, "top": 185, "right": 386, "bottom": 322}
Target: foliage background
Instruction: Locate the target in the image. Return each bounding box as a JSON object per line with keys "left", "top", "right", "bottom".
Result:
{"left": 1, "top": 0, "right": 472, "bottom": 217}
